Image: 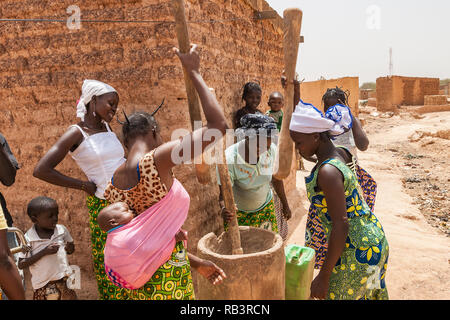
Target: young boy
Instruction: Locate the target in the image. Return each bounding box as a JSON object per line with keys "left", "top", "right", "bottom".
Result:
{"left": 266, "top": 91, "right": 284, "bottom": 132}
{"left": 18, "top": 196, "right": 77, "bottom": 300}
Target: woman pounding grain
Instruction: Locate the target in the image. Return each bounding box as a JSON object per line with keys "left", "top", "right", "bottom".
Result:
{"left": 33, "top": 80, "right": 127, "bottom": 300}
{"left": 220, "top": 113, "right": 292, "bottom": 234}
{"left": 100, "top": 44, "right": 229, "bottom": 300}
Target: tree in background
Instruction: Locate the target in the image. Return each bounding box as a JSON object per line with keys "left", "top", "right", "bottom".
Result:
{"left": 360, "top": 82, "right": 376, "bottom": 90}
{"left": 440, "top": 79, "right": 450, "bottom": 86}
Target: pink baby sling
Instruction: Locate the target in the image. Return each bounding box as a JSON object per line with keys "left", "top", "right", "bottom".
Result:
{"left": 104, "top": 178, "right": 190, "bottom": 289}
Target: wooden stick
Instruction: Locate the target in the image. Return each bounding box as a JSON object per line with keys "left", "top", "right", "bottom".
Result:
{"left": 273, "top": 8, "right": 303, "bottom": 180}
{"left": 217, "top": 139, "right": 243, "bottom": 255}
{"left": 171, "top": 0, "right": 211, "bottom": 185}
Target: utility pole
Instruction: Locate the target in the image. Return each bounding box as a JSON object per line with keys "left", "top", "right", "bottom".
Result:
{"left": 389, "top": 47, "right": 393, "bottom": 77}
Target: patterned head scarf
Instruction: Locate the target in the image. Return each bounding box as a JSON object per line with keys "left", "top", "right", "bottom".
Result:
{"left": 235, "top": 113, "right": 278, "bottom": 141}
{"left": 76, "top": 80, "right": 117, "bottom": 121}
{"left": 289, "top": 100, "right": 353, "bottom": 136}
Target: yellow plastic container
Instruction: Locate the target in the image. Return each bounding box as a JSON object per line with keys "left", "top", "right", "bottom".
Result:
{"left": 285, "top": 244, "right": 315, "bottom": 300}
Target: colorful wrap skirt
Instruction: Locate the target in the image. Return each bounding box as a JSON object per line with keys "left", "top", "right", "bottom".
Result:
{"left": 306, "top": 165, "right": 377, "bottom": 269}
{"left": 33, "top": 277, "right": 77, "bottom": 300}
{"left": 120, "top": 241, "right": 195, "bottom": 300}
{"left": 226, "top": 198, "right": 278, "bottom": 233}
{"left": 86, "top": 195, "right": 126, "bottom": 300}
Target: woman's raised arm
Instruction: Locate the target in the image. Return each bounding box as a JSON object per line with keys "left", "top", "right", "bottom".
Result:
{"left": 155, "top": 44, "right": 228, "bottom": 173}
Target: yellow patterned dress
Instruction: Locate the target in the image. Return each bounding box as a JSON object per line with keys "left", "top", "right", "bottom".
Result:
{"left": 103, "top": 150, "right": 194, "bottom": 300}
{"left": 306, "top": 158, "right": 389, "bottom": 300}
{"left": 86, "top": 195, "right": 127, "bottom": 300}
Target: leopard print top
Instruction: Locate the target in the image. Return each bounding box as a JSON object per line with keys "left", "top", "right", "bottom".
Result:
{"left": 104, "top": 150, "right": 169, "bottom": 214}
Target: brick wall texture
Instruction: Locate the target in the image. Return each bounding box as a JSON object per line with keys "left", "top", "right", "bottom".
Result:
{"left": 0, "top": 0, "right": 300, "bottom": 299}
{"left": 299, "top": 77, "right": 360, "bottom": 115}
{"left": 376, "top": 76, "right": 440, "bottom": 112}
{"left": 424, "top": 95, "right": 448, "bottom": 106}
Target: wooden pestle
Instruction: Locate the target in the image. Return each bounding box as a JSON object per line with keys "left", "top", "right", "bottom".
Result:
{"left": 273, "top": 8, "right": 303, "bottom": 180}
{"left": 171, "top": 0, "right": 211, "bottom": 185}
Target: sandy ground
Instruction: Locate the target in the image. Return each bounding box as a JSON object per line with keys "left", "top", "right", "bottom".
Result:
{"left": 286, "top": 108, "right": 450, "bottom": 300}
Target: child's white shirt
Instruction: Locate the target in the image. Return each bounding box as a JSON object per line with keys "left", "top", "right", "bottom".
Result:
{"left": 18, "top": 224, "right": 73, "bottom": 290}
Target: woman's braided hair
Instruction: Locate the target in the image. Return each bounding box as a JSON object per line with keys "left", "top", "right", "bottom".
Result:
{"left": 322, "top": 86, "right": 350, "bottom": 107}
{"left": 119, "top": 99, "right": 164, "bottom": 143}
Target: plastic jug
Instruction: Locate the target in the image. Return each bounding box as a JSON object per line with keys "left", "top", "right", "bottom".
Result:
{"left": 285, "top": 244, "right": 315, "bottom": 300}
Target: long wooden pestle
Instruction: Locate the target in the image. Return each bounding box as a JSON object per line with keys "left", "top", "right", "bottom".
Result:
{"left": 171, "top": 0, "right": 242, "bottom": 254}
{"left": 217, "top": 143, "right": 243, "bottom": 255}
{"left": 273, "top": 8, "right": 303, "bottom": 180}
{"left": 171, "top": 0, "right": 211, "bottom": 185}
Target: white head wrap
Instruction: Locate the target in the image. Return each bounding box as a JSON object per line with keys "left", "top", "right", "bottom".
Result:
{"left": 76, "top": 80, "right": 117, "bottom": 121}
{"left": 289, "top": 100, "right": 353, "bottom": 136}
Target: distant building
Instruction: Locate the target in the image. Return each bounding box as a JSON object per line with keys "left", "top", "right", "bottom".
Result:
{"left": 376, "top": 76, "right": 439, "bottom": 111}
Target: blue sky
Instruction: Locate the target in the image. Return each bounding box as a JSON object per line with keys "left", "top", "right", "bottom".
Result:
{"left": 266, "top": 0, "right": 450, "bottom": 85}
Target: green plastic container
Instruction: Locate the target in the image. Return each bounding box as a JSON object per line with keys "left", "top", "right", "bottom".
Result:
{"left": 285, "top": 244, "right": 315, "bottom": 300}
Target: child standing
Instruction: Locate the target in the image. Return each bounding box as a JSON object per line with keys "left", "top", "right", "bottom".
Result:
{"left": 266, "top": 91, "right": 284, "bottom": 132}
{"left": 234, "top": 82, "right": 263, "bottom": 129}
{"left": 18, "top": 196, "right": 77, "bottom": 300}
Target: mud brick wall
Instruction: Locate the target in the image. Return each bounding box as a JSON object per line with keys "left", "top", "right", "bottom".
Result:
{"left": 376, "top": 76, "right": 440, "bottom": 111}
{"left": 442, "top": 83, "right": 449, "bottom": 95}
{"left": 299, "top": 77, "right": 360, "bottom": 115}
{"left": 424, "top": 95, "right": 448, "bottom": 106}
{"left": 359, "top": 89, "right": 372, "bottom": 100}
{"left": 367, "top": 98, "right": 377, "bottom": 107}
{"left": 359, "top": 89, "right": 376, "bottom": 100}
{"left": 0, "top": 0, "right": 300, "bottom": 299}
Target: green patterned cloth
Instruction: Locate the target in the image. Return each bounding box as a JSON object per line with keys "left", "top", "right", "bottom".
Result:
{"left": 305, "top": 158, "right": 389, "bottom": 300}
{"left": 266, "top": 109, "right": 283, "bottom": 132}
{"left": 122, "top": 241, "right": 195, "bottom": 300}
{"left": 87, "top": 195, "right": 126, "bottom": 300}
{"left": 225, "top": 198, "right": 278, "bottom": 233}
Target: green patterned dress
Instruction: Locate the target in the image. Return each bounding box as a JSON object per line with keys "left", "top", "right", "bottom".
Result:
{"left": 224, "top": 198, "right": 278, "bottom": 233}
{"left": 306, "top": 158, "right": 389, "bottom": 300}
{"left": 87, "top": 196, "right": 126, "bottom": 300}
{"left": 121, "top": 242, "right": 194, "bottom": 300}
{"left": 222, "top": 140, "right": 279, "bottom": 234}
{"left": 235, "top": 199, "right": 278, "bottom": 233}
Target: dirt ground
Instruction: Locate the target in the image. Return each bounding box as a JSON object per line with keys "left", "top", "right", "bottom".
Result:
{"left": 286, "top": 106, "right": 450, "bottom": 300}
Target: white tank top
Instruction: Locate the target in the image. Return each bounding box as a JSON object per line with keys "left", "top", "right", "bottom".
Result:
{"left": 69, "top": 124, "right": 126, "bottom": 199}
